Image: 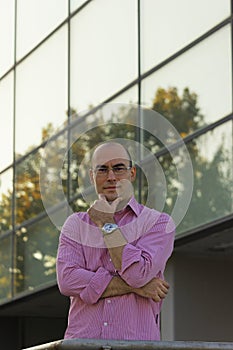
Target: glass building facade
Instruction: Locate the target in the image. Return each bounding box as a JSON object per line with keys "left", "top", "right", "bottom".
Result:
{"left": 0, "top": 1, "right": 232, "bottom": 349}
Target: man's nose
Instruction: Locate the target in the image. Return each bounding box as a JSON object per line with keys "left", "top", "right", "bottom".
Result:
{"left": 107, "top": 169, "right": 116, "bottom": 180}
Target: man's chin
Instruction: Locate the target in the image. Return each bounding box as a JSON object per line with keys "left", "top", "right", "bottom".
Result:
{"left": 105, "top": 194, "right": 119, "bottom": 202}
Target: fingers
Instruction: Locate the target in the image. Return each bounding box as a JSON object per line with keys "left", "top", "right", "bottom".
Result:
{"left": 156, "top": 278, "right": 169, "bottom": 290}
{"left": 152, "top": 278, "right": 170, "bottom": 302}
{"left": 98, "top": 193, "right": 122, "bottom": 204}
{"left": 159, "top": 280, "right": 169, "bottom": 297}
{"left": 113, "top": 196, "right": 123, "bottom": 206}
{"left": 158, "top": 288, "right": 168, "bottom": 299}
{"left": 98, "top": 194, "right": 107, "bottom": 201}
{"left": 152, "top": 295, "right": 162, "bottom": 302}
{"left": 161, "top": 281, "right": 169, "bottom": 293}
{"left": 152, "top": 291, "right": 166, "bottom": 302}
{"left": 163, "top": 280, "right": 170, "bottom": 289}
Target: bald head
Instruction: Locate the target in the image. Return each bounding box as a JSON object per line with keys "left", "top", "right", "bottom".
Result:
{"left": 91, "top": 142, "right": 132, "bottom": 167}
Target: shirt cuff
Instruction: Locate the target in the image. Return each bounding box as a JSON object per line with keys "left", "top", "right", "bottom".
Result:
{"left": 80, "top": 267, "right": 113, "bottom": 304}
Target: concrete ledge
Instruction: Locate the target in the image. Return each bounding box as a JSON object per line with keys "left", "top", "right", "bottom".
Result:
{"left": 22, "top": 339, "right": 233, "bottom": 350}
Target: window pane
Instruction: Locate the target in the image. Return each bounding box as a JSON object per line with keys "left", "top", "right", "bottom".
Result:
{"left": 0, "top": 0, "right": 14, "bottom": 77}
{"left": 142, "top": 26, "right": 232, "bottom": 127}
{"left": 141, "top": 0, "right": 231, "bottom": 72}
{"left": 39, "top": 130, "right": 69, "bottom": 218}
{"left": 70, "top": 0, "right": 88, "bottom": 13}
{"left": 0, "top": 72, "right": 14, "bottom": 170}
{"left": 0, "top": 169, "right": 13, "bottom": 234}
{"left": 15, "top": 150, "right": 44, "bottom": 226}
{"left": 15, "top": 129, "right": 68, "bottom": 226}
{"left": 16, "top": 0, "right": 68, "bottom": 59}
{"left": 70, "top": 0, "right": 137, "bottom": 112}
{"left": 15, "top": 26, "right": 68, "bottom": 156}
{"left": 134, "top": 118, "right": 232, "bottom": 234}
{"left": 178, "top": 121, "right": 233, "bottom": 234}
{"left": 0, "top": 234, "right": 12, "bottom": 302}
{"left": 111, "top": 85, "right": 138, "bottom": 105}
{"left": 15, "top": 214, "right": 60, "bottom": 294}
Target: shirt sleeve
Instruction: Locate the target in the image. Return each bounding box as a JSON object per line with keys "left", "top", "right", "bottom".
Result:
{"left": 118, "top": 213, "right": 175, "bottom": 288}
{"left": 56, "top": 226, "right": 113, "bottom": 305}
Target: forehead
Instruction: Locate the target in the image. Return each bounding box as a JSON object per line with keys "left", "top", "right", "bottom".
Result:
{"left": 92, "top": 144, "right": 129, "bottom": 166}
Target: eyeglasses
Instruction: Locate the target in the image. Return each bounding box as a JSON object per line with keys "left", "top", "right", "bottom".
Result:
{"left": 93, "top": 165, "right": 132, "bottom": 177}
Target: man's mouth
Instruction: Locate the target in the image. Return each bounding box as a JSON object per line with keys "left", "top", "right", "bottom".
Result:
{"left": 104, "top": 186, "right": 118, "bottom": 190}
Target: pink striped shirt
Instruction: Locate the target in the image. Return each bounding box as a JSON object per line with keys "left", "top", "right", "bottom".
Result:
{"left": 56, "top": 197, "right": 175, "bottom": 340}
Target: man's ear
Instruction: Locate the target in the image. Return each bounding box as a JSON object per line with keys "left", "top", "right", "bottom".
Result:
{"left": 130, "top": 166, "right": 136, "bottom": 181}
{"left": 89, "top": 168, "right": 94, "bottom": 184}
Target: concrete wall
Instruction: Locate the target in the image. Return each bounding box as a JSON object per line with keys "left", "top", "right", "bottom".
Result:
{"left": 162, "top": 253, "right": 233, "bottom": 341}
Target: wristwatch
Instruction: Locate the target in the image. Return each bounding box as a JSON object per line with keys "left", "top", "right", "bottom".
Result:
{"left": 101, "top": 223, "right": 119, "bottom": 236}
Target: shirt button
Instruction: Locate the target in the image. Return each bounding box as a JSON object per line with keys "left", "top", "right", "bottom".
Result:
{"left": 109, "top": 258, "right": 112, "bottom": 262}
{"left": 104, "top": 322, "right": 108, "bottom": 326}
{"left": 107, "top": 299, "right": 111, "bottom": 304}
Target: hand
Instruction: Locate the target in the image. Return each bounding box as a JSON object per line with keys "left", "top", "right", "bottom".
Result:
{"left": 116, "top": 179, "right": 134, "bottom": 203}
{"left": 87, "top": 194, "right": 122, "bottom": 227}
{"left": 134, "top": 277, "right": 169, "bottom": 302}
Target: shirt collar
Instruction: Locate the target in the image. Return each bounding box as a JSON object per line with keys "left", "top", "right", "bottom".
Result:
{"left": 123, "top": 196, "right": 142, "bottom": 217}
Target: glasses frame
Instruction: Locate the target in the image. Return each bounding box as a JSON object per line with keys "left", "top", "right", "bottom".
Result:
{"left": 93, "top": 165, "right": 132, "bottom": 177}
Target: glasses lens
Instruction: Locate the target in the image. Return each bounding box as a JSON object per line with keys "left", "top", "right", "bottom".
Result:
{"left": 94, "top": 166, "right": 130, "bottom": 176}
{"left": 113, "top": 166, "right": 126, "bottom": 175}
{"left": 96, "top": 167, "right": 108, "bottom": 176}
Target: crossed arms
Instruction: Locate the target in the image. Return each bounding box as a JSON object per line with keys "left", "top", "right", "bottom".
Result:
{"left": 57, "top": 198, "right": 175, "bottom": 305}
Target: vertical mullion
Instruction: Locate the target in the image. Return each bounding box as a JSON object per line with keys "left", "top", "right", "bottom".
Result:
{"left": 138, "top": 0, "right": 141, "bottom": 106}
{"left": 231, "top": 0, "right": 233, "bottom": 214}
{"left": 67, "top": 1, "right": 72, "bottom": 216}
{"left": 137, "top": 0, "right": 142, "bottom": 203}
{"left": 12, "top": 0, "right": 17, "bottom": 299}
{"left": 231, "top": 0, "right": 233, "bottom": 115}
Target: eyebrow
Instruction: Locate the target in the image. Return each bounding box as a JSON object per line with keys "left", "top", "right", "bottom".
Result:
{"left": 95, "top": 163, "right": 127, "bottom": 169}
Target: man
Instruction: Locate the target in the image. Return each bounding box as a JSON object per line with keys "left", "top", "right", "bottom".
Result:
{"left": 56, "top": 141, "right": 175, "bottom": 341}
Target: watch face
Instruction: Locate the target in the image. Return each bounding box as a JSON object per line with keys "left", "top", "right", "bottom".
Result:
{"left": 103, "top": 223, "right": 118, "bottom": 234}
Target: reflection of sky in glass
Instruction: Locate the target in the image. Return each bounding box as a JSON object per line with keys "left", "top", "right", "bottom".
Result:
{"left": 0, "top": 0, "right": 232, "bottom": 168}
{"left": 16, "top": 0, "right": 67, "bottom": 60}
{"left": 0, "top": 72, "right": 13, "bottom": 170}
{"left": 141, "top": 0, "right": 230, "bottom": 72}
{"left": 70, "top": 0, "right": 88, "bottom": 13}
{"left": 15, "top": 26, "right": 68, "bottom": 155}
{"left": 197, "top": 121, "right": 232, "bottom": 166}
{"left": 108, "top": 86, "right": 138, "bottom": 105}
{"left": 70, "top": 0, "right": 138, "bottom": 113}
{"left": 142, "top": 26, "right": 232, "bottom": 124}
{"left": 0, "top": 0, "right": 14, "bottom": 77}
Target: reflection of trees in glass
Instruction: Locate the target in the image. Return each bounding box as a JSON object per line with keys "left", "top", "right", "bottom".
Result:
{"left": 15, "top": 217, "right": 59, "bottom": 294}
{"left": 149, "top": 87, "right": 232, "bottom": 232}
{"left": 152, "top": 87, "right": 205, "bottom": 137}
{"left": 0, "top": 123, "right": 67, "bottom": 296}
{"left": 0, "top": 236, "right": 12, "bottom": 301}
{"left": 0, "top": 86, "right": 232, "bottom": 298}
{"left": 180, "top": 138, "right": 232, "bottom": 232}
{"left": 15, "top": 151, "right": 44, "bottom": 224}
{"left": 0, "top": 190, "right": 12, "bottom": 233}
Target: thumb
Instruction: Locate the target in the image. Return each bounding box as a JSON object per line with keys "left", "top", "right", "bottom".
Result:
{"left": 112, "top": 196, "right": 122, "bottom": 207}
{"left": 98, "top": 194, "right": 107, "bottom": 201}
